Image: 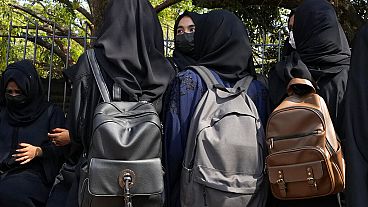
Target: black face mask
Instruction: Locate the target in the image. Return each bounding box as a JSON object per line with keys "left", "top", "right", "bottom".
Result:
{"left": 5, "top": 94, "right": 27, "bottom": 108}
{"left": 175, "top": 32, "right": 195, "bottom": 56}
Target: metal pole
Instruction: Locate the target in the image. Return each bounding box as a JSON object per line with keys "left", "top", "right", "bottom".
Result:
{"left": 23, "top": 21, "right": 29, "bottom": 60}
{"left": 166, "top": 25, "right": 169, "bottom": 56}
{"left": 47, "top": 22, "right": 56, "bottom": 102}
{"left": 83, "top": 23, "right": 88, "bottom": 51}
{"left": 262, "top": 29, "right": 265, "bottom": 72}
{"left": 6, "top": 20, "right": 12, "bottom": 66}
{"left": 33, "top": 21, "right": 38, "bottom": 64}
{"left": 63, "top": 25, "right": 71, "bottom": 111}
{"left": 278, "top": 30, "right": 281, "bottom": 61}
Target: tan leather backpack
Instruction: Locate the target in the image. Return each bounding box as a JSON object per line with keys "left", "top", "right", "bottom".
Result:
{"left": 266, "top": 78, "right": 345, "bottom": 200}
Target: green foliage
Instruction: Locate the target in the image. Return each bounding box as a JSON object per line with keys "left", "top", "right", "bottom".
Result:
{"left": 0, "top": 0, "right": 89, "bottom": 78}
{"left": 224, "top": 4, "right": 290, "bottom": 73}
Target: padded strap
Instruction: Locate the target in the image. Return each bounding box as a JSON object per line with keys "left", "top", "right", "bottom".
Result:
{"left": 189, "top": 66, "right": 219, "bottom": 90}
{"left": 233, "top": 75, "right": 254, "bottom": 92}
{"left": 86, "top": 49, "right": 111, "bottom": 102}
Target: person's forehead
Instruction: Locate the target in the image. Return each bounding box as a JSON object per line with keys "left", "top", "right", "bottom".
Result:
{"left": 6, "top": 81, "right": 20, "bottom": 89}
{"left": 178, "top": 16, "right": 195, "bottom": 27}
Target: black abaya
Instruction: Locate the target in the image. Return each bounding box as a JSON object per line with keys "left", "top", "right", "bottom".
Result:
{"left": 268, "top": 0, "right": 350, "bottom": 206}
{"left": 0, "top": 60, "right": 66, "bottom": 207}
{"left": 343, "top": 23, "right": 368, "bottom": 207}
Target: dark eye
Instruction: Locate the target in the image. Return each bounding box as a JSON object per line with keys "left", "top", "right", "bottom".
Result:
{"left": 176, "top": 28, "right": 184, "bottom": 35}
{"left": 5, "top": 89, "right": 22, "bottom": 94}
{"left": 189, "top": 27, "right": 195, "bottom": 33}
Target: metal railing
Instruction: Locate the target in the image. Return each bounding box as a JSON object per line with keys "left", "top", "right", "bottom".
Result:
{"left": 1, "top": 20, "right": 285, "bottom": 112}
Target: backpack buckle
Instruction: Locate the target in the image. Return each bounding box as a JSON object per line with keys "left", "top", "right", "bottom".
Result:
{"left": 119, "top": 169, "right": 136, "bottom": 207}
{"left": 306, "top": 167, "right": 318, "bottom": 190}
{"left": 277, "top": 170, "right": 287, "bottom": 197}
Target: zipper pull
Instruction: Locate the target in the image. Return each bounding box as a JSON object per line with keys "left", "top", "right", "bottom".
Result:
{"left": 269, "top": 138, "right": 274, "bottom": 150}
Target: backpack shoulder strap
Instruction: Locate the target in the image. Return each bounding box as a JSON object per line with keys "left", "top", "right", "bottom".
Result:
{"left": 233, "top": 75, "right": 254, "bottom": 92}
{"left": 86, "top": 49, "right": 111, "bottom": 102}
{"left": 189, "top": 66, "right": 220, "bottom": 90}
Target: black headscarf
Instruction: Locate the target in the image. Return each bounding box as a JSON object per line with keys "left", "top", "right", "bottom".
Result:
{"left": 343, "top": 24, "right": 368, "bottom": 161}
{"left": 281, "top": 9, "right": 297, "bottom": 59}
{"left": 294, "top": 0, "right": 350, "bottom": 73}
{"left": 172, "top": 11, "right": 201, "bottom": 71}
{"left": 193, "top": 9, "right": 256, "bottom": 81}
{"left": 0, "top": 60, "right": 50, "bottom": 126}
{"left": 93, "top": 0, "right": 175, "bottom": 102}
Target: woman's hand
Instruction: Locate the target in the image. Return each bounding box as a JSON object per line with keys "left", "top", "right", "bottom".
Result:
{"left": 48, "top": 128, "right": 70, "bottom": 146}
{"left": 13, "top": 143, "right": 43, "bottom": 165}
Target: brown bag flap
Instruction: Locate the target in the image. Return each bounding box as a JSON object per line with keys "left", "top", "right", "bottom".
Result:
{"left": 268, "top": 160, "right": 324, "bottom": 184}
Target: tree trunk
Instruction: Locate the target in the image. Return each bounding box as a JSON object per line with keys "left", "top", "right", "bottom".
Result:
{"left": 89, "top": 0, "right": 109, "bottom": 36}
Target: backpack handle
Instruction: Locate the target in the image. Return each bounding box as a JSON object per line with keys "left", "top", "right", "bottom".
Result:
{"left": 287, "top": 78, "right": 316, "bottom": 96}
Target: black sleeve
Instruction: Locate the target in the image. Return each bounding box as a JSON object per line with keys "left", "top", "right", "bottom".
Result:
{"left": 41, "top": 104, "right": 66, "bottom": 184}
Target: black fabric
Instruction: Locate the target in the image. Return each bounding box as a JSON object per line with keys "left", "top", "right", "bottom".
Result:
{"left": 268, "top": 0, "right": 350, "bottom": 127}
{"left": 343, "top": 23, "right": 368, "bottom": 161}
{"left": 193, "top": 9, "right": 256, "bottom": 81}
{"left": 0, "top": 104, "right": 66, "bottom": 184}
{"left": 0, "top": 60, "right": 50, "bottom": 126}
{"left": 281, "top": 9, "right": 297, "bottom": 59}
{"left": 268, "top": 1, "right": 349, "bottom": 206}
{"left": 172, "top": 11, "right": 201, "bottom": 71}
{"left": 343, "top": 23, "right": 368, "bottom": 207}
{"left": 0, "top": 171, "right": 50, "bottom": 207}
{"left": 94, "top": 0, "right": 175, "bottom": 103}
{"left": 268, "top": 52, "right": 314, "bottom": 108}
{"left": 48, "top": 1, "right": 174, "bottom": 207}
{"left": 294, "top": 0, "right": 350, "bottom": 71}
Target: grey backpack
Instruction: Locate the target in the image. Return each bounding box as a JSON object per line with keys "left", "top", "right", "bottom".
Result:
{"left": 180, "top": 66, "right": 268, "bottom": 207}
{"left": 79, "top": 50, "right": 164, "bottom": 207}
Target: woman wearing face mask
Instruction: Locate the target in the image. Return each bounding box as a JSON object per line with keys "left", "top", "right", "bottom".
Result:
{"left": 163, "top": 9, "right": 269, "bottom": 207}
{"left": 171, "top": 11, "right": 201, "bottom": 72}
{"left": 281, "top": 9, "right": 296, "bottom": 59}
{"left": 268, "top": 0, "right": 350, "bottom": 206}
{"left": 0, "top": 60, "right": 66, "bottom": 207}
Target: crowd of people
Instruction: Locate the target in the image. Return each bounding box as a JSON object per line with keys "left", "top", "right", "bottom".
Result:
{"left": 0, "top": 0, "right": 367, "bottom": 206}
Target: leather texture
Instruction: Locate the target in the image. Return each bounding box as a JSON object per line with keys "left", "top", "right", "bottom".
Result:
{"left": 266, "top": 78, "right": 345, "bottom": 200}
{"left": 79, "top": 50, "right": 164, "bottom": 207}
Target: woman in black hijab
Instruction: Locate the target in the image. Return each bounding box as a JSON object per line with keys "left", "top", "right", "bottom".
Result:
{"left": 172, "top": 11, "right": 201, "bottom": 72}
{"left": 163, "top": 9, "right": 269, "bottom": 207}
{"left": 46, "top": 0, "right": 175, "bottom": 207}
{"left": 0, "top": 60, "right": 66, "bottom": 207}
{"left": 269, "top": 0, "right": 350, "bottom": 127}
{"left": 268, "top": 0, "right": 350, "bottom": 206}
{"left": 343, "top": 24, "right": 368, "bottom": 207}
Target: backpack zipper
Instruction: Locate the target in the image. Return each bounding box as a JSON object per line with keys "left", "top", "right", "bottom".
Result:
{"left": 269, "top": 129, "right": 323, "bottom": 149}
{"left": 203, "top": 185, "right": 208, "bottom": 206}
{"left": 267, "top": 106, "right": 326, "bottom": 132}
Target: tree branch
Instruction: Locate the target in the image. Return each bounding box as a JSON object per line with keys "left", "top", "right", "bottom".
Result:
{"left": 53, "top": 0, "right": 93, "bottom": 23}
{"left": 26, "top": 36, "right": 69, "bottom": 63}
{"left": 155, "top": 0, "right": 185, "bottom": 13}
{"left": 9, "top": 3, "right": 87, "bottom": 47}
